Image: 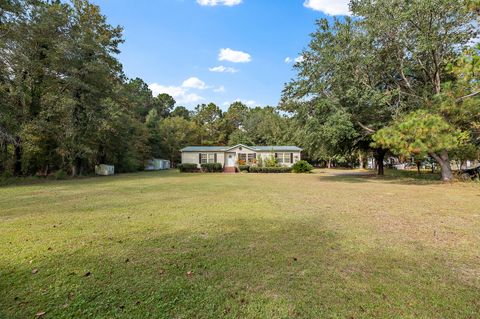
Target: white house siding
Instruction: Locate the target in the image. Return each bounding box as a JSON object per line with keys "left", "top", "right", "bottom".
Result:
{"left": 257, "top": 151, "right": 301, "bottom": 167}
{"left": 180, "top": 144, "right": 302, "bottom": 168}
{"left": 227, "top": 146, "right": 257, "bottom": 156}
{"left": 216, "top": 153, "right": 225, "bottom": 167}
{"left": 181, "top": 152, "right": 225, "bottom": 168}
{"left": 181, "top": 152, "right": 199, "bottom": 165}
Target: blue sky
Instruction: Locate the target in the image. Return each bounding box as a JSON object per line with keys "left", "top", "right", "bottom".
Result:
{"left": 92, "top": 0, "right": 350, "bottom": 109}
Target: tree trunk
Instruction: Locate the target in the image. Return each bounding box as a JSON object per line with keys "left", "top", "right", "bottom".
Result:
{"left": 0, "top": 142, "right": 7, "bottom": 173}
{"left": 71, "top": 164, "right": 78, "bottom": 177}
{"left": 416, "top": 161, "right": 421, "bottom": 174}
{"left": 358, "top": 152, "right": 365, "bottom": 169}
{"left": 430, "top": 150, "right": 453, "bottom": 182}
{"left": 327, "top": 159, "right": 331, "bottom": 169}
{"left": 375, "top": 149, "right": 386, "bottom": 176}
{"left": 13, "top": 138, "right": 22, "bottom": 176}
{"left": 71, "top": 157, "right": 81, "bottom": 177}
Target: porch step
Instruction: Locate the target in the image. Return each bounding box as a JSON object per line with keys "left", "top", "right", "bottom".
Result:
{"left": 223, "top": 166, "right": 237, "bottom": 173}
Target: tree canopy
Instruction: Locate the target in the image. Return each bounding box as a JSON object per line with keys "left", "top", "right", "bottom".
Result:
{"left": 282, "top": 0, "right": 479, "bottom": 180}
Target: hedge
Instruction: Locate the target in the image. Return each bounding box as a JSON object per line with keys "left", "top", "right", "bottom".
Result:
{"left": 249, "top": 166, "right": 292, "bottom": 173}
{"left": 238, "top": 165, "right": 250, "bottom": 172}
{"left": 201, "top": 163, "right": 223, "bottom": 172}
{"left": 292, "top": 160, "right": 314, "bottom": 173}
{"left": 178, "top": 163, "right": 198, "bottom": 172}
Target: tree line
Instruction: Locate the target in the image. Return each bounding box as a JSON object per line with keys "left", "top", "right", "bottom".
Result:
{"left": 282, "top": 0, "right": 480, "bottom": 181}
{"left": 0, "top": 0, "right": 290, "bottom": 176}
{"left": 1, "top": 0, "right": 479, "bottom": 181}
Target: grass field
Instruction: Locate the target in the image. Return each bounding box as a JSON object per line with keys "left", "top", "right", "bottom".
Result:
{"left": 1, "top": 169, "right": 479, "bottom": 318}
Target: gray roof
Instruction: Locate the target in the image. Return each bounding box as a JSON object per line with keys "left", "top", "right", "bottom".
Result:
{"left": 180, "top": 146, "right": 228, "bottom": 152}
{"left": 180, "top": 144, "right": 302, "bottom": 152}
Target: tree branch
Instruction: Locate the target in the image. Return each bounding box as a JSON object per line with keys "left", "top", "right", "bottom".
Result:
{"left": 457, "top": 90, "right": 480, "bottom": 101}
{"left": 357, "top": 122, "right": 376, "bottom": 134}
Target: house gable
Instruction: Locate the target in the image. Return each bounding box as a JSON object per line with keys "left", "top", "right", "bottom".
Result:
{"left": 224, "top": 144, "right": 257, "bottom": 153}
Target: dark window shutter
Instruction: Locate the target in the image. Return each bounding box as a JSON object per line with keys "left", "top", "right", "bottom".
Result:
{"left": 199, "top": 153, "right": 202, "bottom": 164}
{"left": 275, "top": 153, "right": 278, "bottom": 158}
{"left": 290, "top": 153, "right": 293, "bottom": 163}
{"left": 214, "top": 153, "right": 217, "bottom": 163}
{"left": 253, "top": 153, "right": 256, "bottom": 158}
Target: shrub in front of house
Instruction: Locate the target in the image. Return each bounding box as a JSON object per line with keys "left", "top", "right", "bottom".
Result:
{"left": 239, "top": 165, "right": 250, "bottom": 172}
{"left": 201, "top": 163, "right": 223, "bottom": 172}
{"left": 264, "top": 155, "right": 280, "bottom": 167}
{"left": 292, "top": 160, "right": 314, "bottom": 173}
{"left": 249, "top": 166, "right": 292, "bottom": 173}
{"left": 178, "top": 163, "right": 198, "bottom": 172}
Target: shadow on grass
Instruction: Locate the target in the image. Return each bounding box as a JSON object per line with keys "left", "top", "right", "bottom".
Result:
{"left": 0, "top": 170, "right": 185, "bottom": 189}
{"left": 1, "top": 216, "right": 478, "bottom": 319}
{"left": 318, "top": 169, "right": 444, "bottom": 186}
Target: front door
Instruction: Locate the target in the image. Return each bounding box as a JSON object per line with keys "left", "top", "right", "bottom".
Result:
{"left": 225, "top": 153, "right": 236, "bottom": 167}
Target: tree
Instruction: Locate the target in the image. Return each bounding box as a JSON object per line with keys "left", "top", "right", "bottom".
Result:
{"left": 373, "top": 111, "right": 468, "bottom": 181}
{"left": 153, "top": 93, "right": 175, "bottom": 118}
{"left": 373, "top": 44, "right": 480, "bottom": 180}
{"left": 292, "top": 101, "right": 357, "bottom": 167}
{"left": 283, "top": 0, "right": 478, "bottom": 177}
{"left": 242, "top": 106, "right": 289, "bottom": 145}
{"left": 122, "top": 78, "right": 156, "bottom": 121}
{"left": 193, "top": 103, "right": 225, "bottom": 145}
{"left": 59, "top": 0, "right": 124, "bottom": 176}
{"left": 228, "top": 130, "right": 254, "bottom": 146}
{"left": 0, "top": 0, "right": 152, "bottom": 176}
{"left": 282, "top": 17, "right": 398, "bottom": 174}
{"left": 351, "top": 0, "right": 478, "bottom": 177}
{"left": 224, "top": 101, "right": 249, "bottom": 135}
{"left": 171, "top": 106, "right": 191, "bottom": 120}
{"left": 157, "top": 116, "right": 200, "bottom": 163}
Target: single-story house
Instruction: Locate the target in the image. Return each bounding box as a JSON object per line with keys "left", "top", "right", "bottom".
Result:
{"left": 180, "top": 144, "right": 302, "bottom": 170}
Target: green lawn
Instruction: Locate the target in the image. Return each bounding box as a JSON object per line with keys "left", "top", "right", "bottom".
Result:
{"left": 1, "top": 170, "right": 479, "bottom": 318}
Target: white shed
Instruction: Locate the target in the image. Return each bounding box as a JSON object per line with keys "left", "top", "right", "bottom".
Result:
{"left": 145, "top": 159, "right": 170, "bottom": 171}
{"left": 95, "top": 164, "right": 114, "bottom": 176}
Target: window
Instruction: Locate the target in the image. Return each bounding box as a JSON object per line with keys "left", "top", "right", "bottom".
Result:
{"left": 277, "top": 153, "right": 291, "bottom": 164}
{"left": 238, "top": 153, "right": 247, "bottom": 162}
{"left": 200, "top": 153, "right": 207, "bottom": 164}
{"left": 248, "top": 153, "right": 255, "bottom": 163}
{"left": 200, "top": 153, "right": 216, "bottom": 164}
{"left": 208, "top": 154, "right": 215, "bottom": 163}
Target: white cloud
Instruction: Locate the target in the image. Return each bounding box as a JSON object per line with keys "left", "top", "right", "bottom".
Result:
{"left": 197, "top": 0, "right": 242, "bottom": 6}
{"left": 209, "top": 65, "right": 239, "bottom": 73}
{"left": 223, "top": 98, "right": 257, "bottom": 107}
{"left": 303, "top": 0, "right": 351, "bottom": 16}
{"left": 218, "top": 48, "right": 251, "bottom": 63}
{"left": 295, "top": 55, "right": 304, "bottom": 63}
{"left": 243, "top": 100, "right": 256, "bottom": 107}
{"left": 149, "top": 83, "right": 205, "bottom": 105}
{"left": 214, "top": 86, "right": 226, "bottom": 93}
{"left": 285, "top": 56, "right": 304, "bottom": 64}
{"left": 182, "top": 77, "right": 208, "bottom": 89}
